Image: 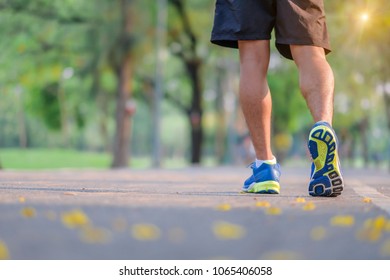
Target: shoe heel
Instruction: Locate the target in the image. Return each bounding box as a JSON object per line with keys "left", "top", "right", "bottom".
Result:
{"left": 308, "top": 125, "right": 344, "bottom": 197}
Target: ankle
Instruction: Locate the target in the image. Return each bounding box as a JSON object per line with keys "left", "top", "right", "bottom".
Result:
{"left": 255, "top": 157, "right": 277, "bottom": 168}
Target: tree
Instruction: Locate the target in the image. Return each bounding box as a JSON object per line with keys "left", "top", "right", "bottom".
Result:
{"left": 0, "top": 0, "right": 138, "bottom": 167}
{"left": 166, "top": 0, "right": 205, "bottom": 164}
{"left": 109, "top": 0, "right": 136, "bottom": 168}
{"left": 326, "top": 0, "right": 390, "bottom": 169}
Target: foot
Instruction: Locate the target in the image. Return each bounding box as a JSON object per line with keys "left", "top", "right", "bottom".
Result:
{"left": 308, "top": 121, "right": 344, "bottom": 197}
{"left": 242, "top": 162, "right": 281, "bottom": 194}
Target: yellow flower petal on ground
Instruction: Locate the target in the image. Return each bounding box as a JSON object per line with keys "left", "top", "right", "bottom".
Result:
{"left": 330, "top": 215, "right": 355, "bottom": 227}
{"left": 302, "top": 202, "right": 316, "bottom": 211}
{"left": 362, "top": 197, "right": 372, "bottom": 203}
{"left": 18, "top": 196, "right": 26, "bottom": 203}
{"left": 265, "top": 207, "right": 282, "bottom": 215}
{"left": 80, "top": 227, "right": 111, "bottom": 244}
{"left": 61, "top": 209, "right": 90, "bottom": 229}
{"left": 256, "top": 201, "right": 271, "bottom": 208}
{"left": 357, "top": 216, "right": 390, "bottom": 243}
{"left": 0, "top": 240, "right": 10, "bottom": 260}
{"left": 63, "top": 192, "right": 77, "bottom": 196}
{"left": 131, "top": 224, "right": 161, "bottom": 241}
{"left": 380, "top": 239, "right": 390, "bottom": 256}
{"left": 213, "top": 221, "right": 246, "bottom": 240}
{"left": 310, "top": 226, "right": 327, "bottom": 241}
{"left": 216, "top": 203, "right": 231, "bottom": 212}
{"left": 373, "top": 216, "right": 387, "bottom": 230}
{"left": 357, "top": 228, "right": 382, "bottom": 242}
{"left": 261, "top": 250, "right": 301, "bottom": 260}
{"left": 295, "top": 197, "right": 306, "bottom": 203}
{"left": 20, "top": 207, "right": 36, "bottom": 218}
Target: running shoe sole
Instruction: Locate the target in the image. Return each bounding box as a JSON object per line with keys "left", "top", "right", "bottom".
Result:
{"left": 308, "top": 125, "right": 344, "bottom": 197}
{"left": 245, "top": 181, "right": 280, "bottom": 194}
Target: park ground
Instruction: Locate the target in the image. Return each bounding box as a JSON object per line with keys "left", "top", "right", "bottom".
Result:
{"left": 0, "top": 165, "right": 390, "bottom": 260}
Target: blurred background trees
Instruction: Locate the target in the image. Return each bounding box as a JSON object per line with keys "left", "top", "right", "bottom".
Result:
{"left": 0, "top": 0, "right": 389, "bottom": 171}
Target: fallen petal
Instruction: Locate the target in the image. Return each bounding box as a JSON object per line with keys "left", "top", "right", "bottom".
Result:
{"left": 21, "top": 207, "right": 36, "bottom": 218}
{"left": 310, "top": 226, "right": 327, "bottom": 241}
{"left": 330, "top": 215, "right": 355, "bottom": 227}
{"left": 216, "top": 204, "right": 231, "bottom": 212}
{"left": 362, "top": 197, "right": 372, "bottom": 203}
{"left": 213, "top": 221, "right": 246, "bottom": 240}
{"left": 265, "top": 207, "right": 282, "bottom": 215}
{"left": 80, "top": 226, "right": 111, "bottom": 244}
{"left": 256, "top": 201, "right": 271, "bottom": 208}
{"left": 63, "top": 192, "right": 77, "bottom": 196}
{"left": 131, "top": 224, "right": 161, "bottom": 241}
{"left": 302, "top": 202, "right": 316, "bottom": 211}
{"left": 373, "top": 216, "right": 387, "bottom": 230}
{"left": 61, "top": 209, "right": 90, "bottom": 229}
{"left": 357, "top": 228, "right": 382, "bottom": 243}
{"left": 0, "top": 240, "right": 10, "bottom": 260}
{"left": 261, "top": 250, "right": 301, "bottom": 260}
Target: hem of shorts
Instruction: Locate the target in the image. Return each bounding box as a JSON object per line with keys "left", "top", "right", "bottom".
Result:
{"left": 211, "top": 33, "right": 272, "bottom": 49}
{"left": 276, "top": 38, "right": 331, "bottom": 53}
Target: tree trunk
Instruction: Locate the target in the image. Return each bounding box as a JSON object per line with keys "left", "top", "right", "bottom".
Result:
{"left": 111, "top": 60, "right": 133, "bottom": 168}
{"left": 16, "top": 90, "right": 27, "bottom": 148}
{"left": 384, "top": 88, "right": 390, "bottom": 172}
{"left": 215, "top": 66, "right": 227, "bottom": 164}
{"left": 97, "top": 92, "right": 110, "bottom": 153}
{"left": 187, "top": 60, "right": 203, "bottom": 164}
{"left": 168, "top": 0, "right": 204, "bottom": 164}
{"left": 359, "top": 117, "right": 369, "bottom": 167}
{"left": 111, "top": 0, "right": 134, "bottom": 168}
{"left": 58, "top": 83, "right": 69, "bottom": 148}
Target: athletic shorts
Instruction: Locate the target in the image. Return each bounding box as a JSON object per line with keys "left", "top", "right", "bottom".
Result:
{"left": 210, "top": 0, "right": 331, "bottom": 60}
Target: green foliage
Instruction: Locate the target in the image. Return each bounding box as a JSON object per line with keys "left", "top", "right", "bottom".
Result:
{"left": 268, "top": 64, "right": 310, "bottom": 134}
{"left": 0, "top": 0, "right": 388, "bottom": 168}
{"left": 28, "top": 83, "right": 60, "bottom": 130}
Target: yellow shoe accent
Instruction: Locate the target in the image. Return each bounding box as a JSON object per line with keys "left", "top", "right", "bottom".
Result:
{"left": 247, "top": 181, "right": 280, "bottom": 194}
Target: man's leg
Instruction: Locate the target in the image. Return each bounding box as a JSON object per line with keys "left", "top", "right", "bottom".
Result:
{"left": 290, "top": 45, "right": 334, "bottom": 124}
{"left": 239, "top": 40, "right": 281, "bottom": 194}
{"left": 291, "top": 45, "right": 343, "bottom": 197}
{"left": 238, "top": 40, "right": 273, "bottom": 161}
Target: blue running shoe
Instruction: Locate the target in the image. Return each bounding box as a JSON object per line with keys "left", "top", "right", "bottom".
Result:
{"left": 243, "top": 162, "right": 281, "bottom": 194}
{"left": 308, "top": 121, "right": 344, "bottom": 197}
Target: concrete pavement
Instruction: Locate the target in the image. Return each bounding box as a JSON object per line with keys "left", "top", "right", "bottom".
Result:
{"left": 0, "top": 166, "right": 389, "bottom": 260}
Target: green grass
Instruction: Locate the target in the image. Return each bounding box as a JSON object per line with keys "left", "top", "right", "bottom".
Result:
{"left": 2, "top": 148, "right": 323, "bottom": 170}
{"left": 0, "top": 148, "right": 111, "bottom": 170}
{"left": 0, "top": 148, "right": 195, "bottom": 170}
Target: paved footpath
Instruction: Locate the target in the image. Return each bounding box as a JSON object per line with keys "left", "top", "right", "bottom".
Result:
{"left": 0, "top": 166, "right": 389, "bottom": 260}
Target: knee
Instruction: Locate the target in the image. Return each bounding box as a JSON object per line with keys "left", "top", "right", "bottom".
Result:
{"left": 239, "top": 40, "right": 270, "bottom": 76}
{"left": 290, "top": 45, "right": 327, "bottom": 68}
